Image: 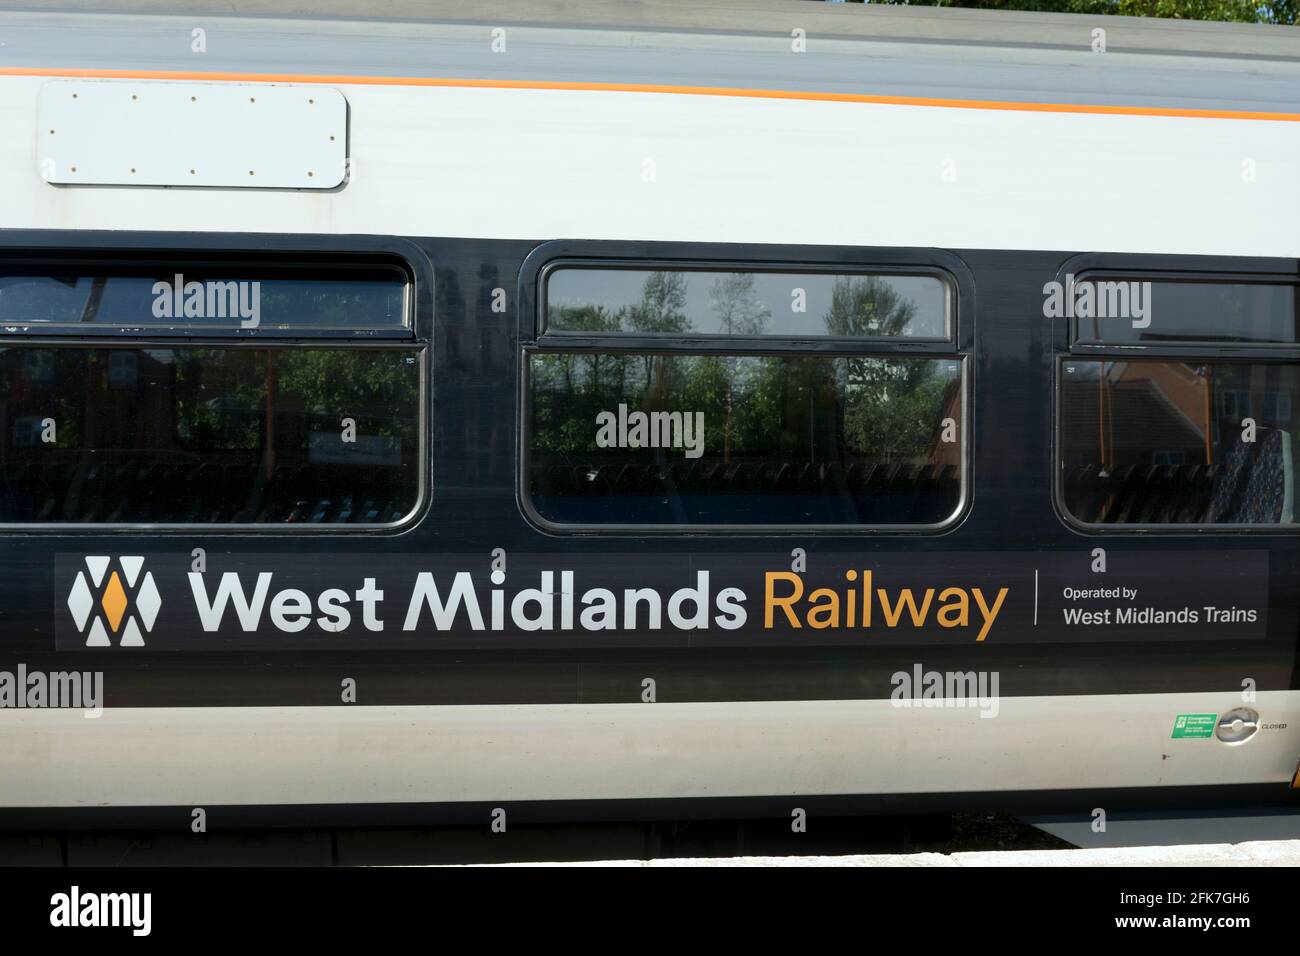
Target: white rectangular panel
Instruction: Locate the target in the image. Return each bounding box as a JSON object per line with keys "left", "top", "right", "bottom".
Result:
{"left": 37, "top": 79, "right": 347, "bottom": 189}
{"left": 1, "top": 692, "right": 1298, "bottom": 807}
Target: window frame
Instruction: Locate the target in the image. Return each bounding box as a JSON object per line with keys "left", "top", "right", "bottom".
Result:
{"left": 0, "top": 230, "right": 432, "bottom": 534}
{"left": 516, "top": 240, "right": 974, "bottom": 535}
{"left": 1052, "top": 252, "right": 1300, "bottom": 536}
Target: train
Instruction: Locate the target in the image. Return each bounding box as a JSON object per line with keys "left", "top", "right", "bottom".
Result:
{"left": 0, "top": 0, "right": 1297, "bottom": 835}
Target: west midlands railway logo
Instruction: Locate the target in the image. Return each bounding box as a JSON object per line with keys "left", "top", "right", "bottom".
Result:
{"left": 66, "top": 556, "right": 161, "bottom": 648}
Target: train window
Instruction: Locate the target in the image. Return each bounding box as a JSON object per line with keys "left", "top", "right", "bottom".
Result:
{"left": 526, "top": 352, "right": 963, "bottom": 527}
{"left": 0, "top": 264, "right": 410, "bottom": 334}
{"left": 1070, "top": 278, "right": 1298, "bottom": 346}
{"left": 545, "top": 267, "right": 950, "bottom": 340}
{"left": 0, "top": 346, "right": 420, "bottom": 525}
{"left": 1060, "top": 359, "right": 1299, "bottom": 526}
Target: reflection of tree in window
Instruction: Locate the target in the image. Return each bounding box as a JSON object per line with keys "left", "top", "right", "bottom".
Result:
{"left": 826, "top": 276, "right": 945, "bottom": 461}
{"left": 628, "top": 272, "right": 689, "bottom": 409}
{"left": 708, "top": 274, "right": 770, "bottom": 459}
{"left": 709, "top": 273, "right": 769, "bottom": 336}
{"left": 627, "top": 272, "right": 690, "bottom": 334}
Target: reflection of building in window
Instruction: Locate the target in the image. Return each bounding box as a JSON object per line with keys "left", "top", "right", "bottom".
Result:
{"left": 1262, "top": 391, "right": 1293, "bottom": 425}
{"left": 1220, "top": 389, "right": 1251, "bottom": 422}
{"left": 1062, "top": 361, "right": 1208, "bottom": 474}
{"left": 1061, "top": 360, "right": 1298, "bottom": 525}
{"left": 1213, "top": 385, "right": 1293, "bottom": 428}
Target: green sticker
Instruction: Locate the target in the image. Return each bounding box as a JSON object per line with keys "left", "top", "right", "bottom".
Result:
{"left": 1171, "top": 713, "right": 1217, "bottom": 739}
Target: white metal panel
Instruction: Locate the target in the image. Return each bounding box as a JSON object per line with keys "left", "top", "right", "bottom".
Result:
{"left": 0, "top": 692, "right": 1297, "bottom": 807}
{"left": 3, "top": 78, "right": 1298, "bottom": 256}
{"left": 36, "top": 79, "right": 347, "bottom": 189}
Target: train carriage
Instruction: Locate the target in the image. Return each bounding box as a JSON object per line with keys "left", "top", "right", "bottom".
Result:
{"left": 0, "top": 0, "right": 1297, "bottom": 833}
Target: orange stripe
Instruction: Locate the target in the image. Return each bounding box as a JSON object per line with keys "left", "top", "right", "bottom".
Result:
{"left": 1, "top": 65, "right": 1297, "bottom": 122}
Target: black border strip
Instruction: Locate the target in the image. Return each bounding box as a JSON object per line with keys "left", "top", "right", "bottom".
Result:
{"left": 1, "top": 784, "right": 1294, "bottom": 830}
